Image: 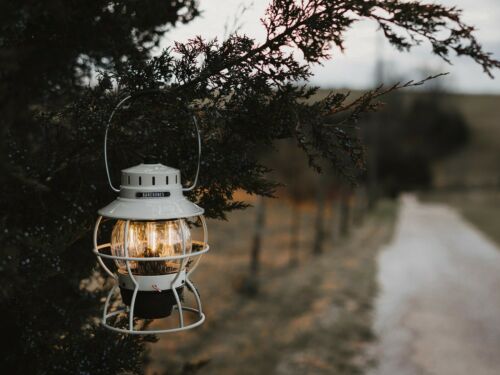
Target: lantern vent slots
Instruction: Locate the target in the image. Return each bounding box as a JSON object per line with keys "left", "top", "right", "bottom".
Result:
{"left": 92, "top": 93, "right": 209, "bottom": 335}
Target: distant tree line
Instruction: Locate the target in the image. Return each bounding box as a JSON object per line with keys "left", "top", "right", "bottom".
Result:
{"left": 361, "top": 89, "right": 470, "bottom": 197}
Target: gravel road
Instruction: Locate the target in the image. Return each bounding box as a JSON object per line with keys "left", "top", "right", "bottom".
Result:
{"left": 372, "top": 194, "right": 500, "bottom": 375}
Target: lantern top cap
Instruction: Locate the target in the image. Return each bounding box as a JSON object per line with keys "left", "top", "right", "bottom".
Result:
{"left": 122, "top": 163, "right": 179, "bottom": 174}
{"left": 119, "top": 163, "right": 181, "bottom": 190}
{"left": 97, "top": 162, "right": 204, "bottom": 220}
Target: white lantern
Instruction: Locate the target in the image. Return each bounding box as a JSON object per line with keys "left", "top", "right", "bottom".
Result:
{"left": 93, "top": 94, "right": 209, "bottom": 334}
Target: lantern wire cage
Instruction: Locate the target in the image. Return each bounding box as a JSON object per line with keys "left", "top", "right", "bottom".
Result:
{"left": 93, "top": 215, "right": 209, "bottom": 334}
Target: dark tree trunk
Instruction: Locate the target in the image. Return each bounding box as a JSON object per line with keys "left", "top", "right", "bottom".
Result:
{"left": 331, "top": 196, "right": 340, "bottom": 246}
{"left": 250, "top": 197, "right": 266, "bottom": 274}
{"left": 289, "top": 201, "right": 300, "bottom": 266}
{"left": 339, "top": 189, "right": 351, "bottom": 237}
{"left": 312, "top": 186, "right": 326, "bottom": 255}
{"left": 352, "top": 188, "right": 366, "bottom": 227}
{"left": 240, "top": 197, "right": 266, "bottom": 296}
{"left": 367, "top": 118, "right": 380, "bottom": 210}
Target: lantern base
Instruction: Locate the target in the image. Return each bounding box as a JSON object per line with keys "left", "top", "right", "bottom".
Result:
{"left": 120, "top": 286, "right": 184, "bottom": 319}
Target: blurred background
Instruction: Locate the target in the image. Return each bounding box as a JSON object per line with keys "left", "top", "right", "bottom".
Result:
{"left": 145, "top": 1, "right": 500, "bottom": 375}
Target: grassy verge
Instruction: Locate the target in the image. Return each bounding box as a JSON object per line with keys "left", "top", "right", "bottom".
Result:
{"left": 422, "top": 190, "right": 500, "bottom": 246}
{"left": 295, "top": 199, "right": 397, "bottom": 375}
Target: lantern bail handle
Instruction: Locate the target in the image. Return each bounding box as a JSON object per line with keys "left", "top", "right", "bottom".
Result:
{"left": 104, "top": 90, "right": 201, "bottom": 193}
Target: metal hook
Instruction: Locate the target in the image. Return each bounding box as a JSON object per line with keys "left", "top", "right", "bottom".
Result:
{"left": 104, "top": 90, "right": 201, "bottom": 193}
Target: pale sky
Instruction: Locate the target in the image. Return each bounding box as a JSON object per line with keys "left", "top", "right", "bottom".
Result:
{"left": 158, "top": 0, "right": 500, "bottom": 94}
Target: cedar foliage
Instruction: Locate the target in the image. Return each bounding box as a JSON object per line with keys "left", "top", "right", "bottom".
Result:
{"left": 0, "top": 1, "right": 498, "bottom": 374}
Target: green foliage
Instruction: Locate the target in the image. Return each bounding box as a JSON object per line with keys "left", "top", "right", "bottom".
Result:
{"left": 0, "top": 0, "right": 498, "bottom": 374}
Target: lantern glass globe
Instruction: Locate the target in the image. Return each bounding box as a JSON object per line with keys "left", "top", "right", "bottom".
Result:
{"left": 110, "top": 219, "right": 192, "bottom": 275}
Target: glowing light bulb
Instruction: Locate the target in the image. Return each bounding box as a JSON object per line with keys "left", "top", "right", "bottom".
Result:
{"left": 111, "top": 219, "right": 192, "bottom": 275}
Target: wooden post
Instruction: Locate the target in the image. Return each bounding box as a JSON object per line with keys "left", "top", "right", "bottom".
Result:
{"left": 313, "top": 186, "right": 326, "bottom": 255}
{"left": 289, "top": 201, "right": 300, "bottom": 266}
{"left": 339, "top": 189, "right": 350, "bottom": 237}
{"left": 250, "top": 197, "right": 266, "bottom": 274}
{"left": 240, "top": 197, "right": 266, "bottom": 296}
